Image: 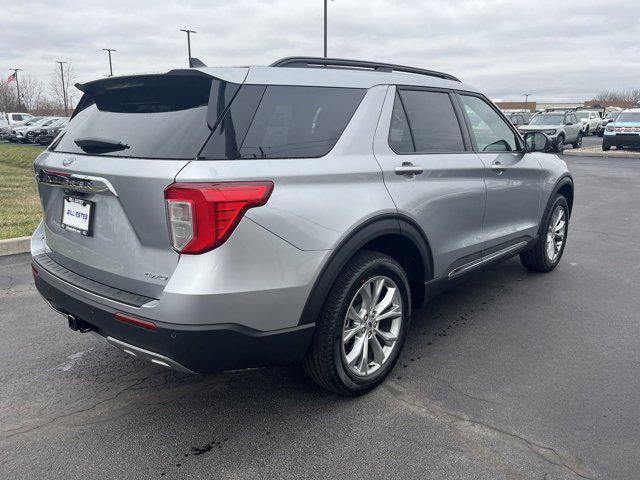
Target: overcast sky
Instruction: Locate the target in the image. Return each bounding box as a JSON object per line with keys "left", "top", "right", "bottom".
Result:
{"left": 3, "top": 0, "right": 639, "bottom": 104}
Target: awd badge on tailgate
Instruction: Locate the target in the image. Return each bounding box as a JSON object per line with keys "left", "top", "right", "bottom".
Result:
{"left": 144, "top": 272, "right": 169, "bottom": 281}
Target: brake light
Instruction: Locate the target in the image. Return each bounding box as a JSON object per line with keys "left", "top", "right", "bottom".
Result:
{"left": 164, "top": 181, "right": 274, "bottom": 254}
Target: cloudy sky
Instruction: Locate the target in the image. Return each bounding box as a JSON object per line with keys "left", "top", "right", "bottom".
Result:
{"left": 3, "top": 0, "right": 639, "bottom": 104}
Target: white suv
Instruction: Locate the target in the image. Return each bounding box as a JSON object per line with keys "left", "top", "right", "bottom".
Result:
{"left": 576, "top": 110, "right": 601, "bottom": 136}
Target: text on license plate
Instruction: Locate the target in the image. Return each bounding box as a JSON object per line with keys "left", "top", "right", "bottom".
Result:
{"left": 61, "top": 197, "right": 93, "bottom": 235}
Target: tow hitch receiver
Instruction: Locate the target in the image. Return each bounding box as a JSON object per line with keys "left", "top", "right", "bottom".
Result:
{"left": 67, "top": 315, "right": 92, "bottom": 333}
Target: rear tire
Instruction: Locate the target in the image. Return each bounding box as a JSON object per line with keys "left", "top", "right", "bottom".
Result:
{"left": 303, "top": 250, "right": 410, "bottom": 396}
{"left": 520, "top": 194, "right": 569, "bottom": 273}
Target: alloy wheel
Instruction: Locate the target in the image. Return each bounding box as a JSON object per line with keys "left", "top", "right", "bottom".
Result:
{"left": 341, "top": 276, "right": 403, "bottom": 377}
{"left": 545, "top": 205, "right": 566, "bottom": 262}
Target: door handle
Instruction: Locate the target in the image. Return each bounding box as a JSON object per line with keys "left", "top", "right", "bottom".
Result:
{"left": 491, "top": 162, "right": 506, "bottom": 174}
{"left": 394, "top": 162, "right": 424, "bottom": 177}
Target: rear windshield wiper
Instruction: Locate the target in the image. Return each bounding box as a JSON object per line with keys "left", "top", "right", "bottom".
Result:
{"left": 74, "top": 137, "right": 130, "bottom": 153}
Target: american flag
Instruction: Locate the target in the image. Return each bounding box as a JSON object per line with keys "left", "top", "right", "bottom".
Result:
{"left": 7, "top": 72, "right": 16, "bottom": 83}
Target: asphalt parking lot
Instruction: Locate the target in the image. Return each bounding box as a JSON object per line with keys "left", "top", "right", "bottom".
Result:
{"left": 1, "top": 152, "right": 639, "bottom": 480}
{"left": 579, "top": 135, "right": 603, "bottom": 149}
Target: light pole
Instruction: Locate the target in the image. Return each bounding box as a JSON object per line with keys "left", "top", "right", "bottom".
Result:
{"left": 9, "top": 69, "right": 22, "bottom": 110}
{"left": 324, "top": 0, "right": 328, "bottom": 57}
{"left": 523, "top": 93, "right": 531, "bottom": 113}
{"left": 102, "top": 48, "right": 116, "bottom": 77}
{"left": 180, "top": 29, "right": 196, "bottom": 66}
{"left": 324, "top": 0, "right": 335, "bottom": 57}
{"left": 55, "top": 61, "right": 68, "bottom": 117}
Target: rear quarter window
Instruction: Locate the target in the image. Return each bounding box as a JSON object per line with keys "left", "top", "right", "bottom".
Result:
{"left": 201, "top": 85, "right": 366, "bottom": 159}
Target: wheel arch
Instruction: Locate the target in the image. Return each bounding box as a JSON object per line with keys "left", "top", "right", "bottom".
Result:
{"left": 534, "top": 174, "right": 574, "bottom": 241}
{"left": 554, "top": 174, "right": 574, "bottom": 214}
{"left": 297, "top": 214, "right": 434, "bottom": 326}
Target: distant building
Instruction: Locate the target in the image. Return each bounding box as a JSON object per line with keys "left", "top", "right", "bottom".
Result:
{"left": 494, "top": 101, "right": 536, "bottom": 112}
{"left": 584, "top": 100, "right": 635, "bottom": 110}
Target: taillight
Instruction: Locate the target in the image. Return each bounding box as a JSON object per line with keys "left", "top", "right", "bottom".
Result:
{"left": 164, "top": 181, "right": 274, "bottom": 254}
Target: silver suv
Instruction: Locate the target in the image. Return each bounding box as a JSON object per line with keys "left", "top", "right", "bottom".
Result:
{"left": 518, "top": 111, "right": 583, "bottom": 153}
{"left": 31, "top": 57, "right": 573, "bottom": 395}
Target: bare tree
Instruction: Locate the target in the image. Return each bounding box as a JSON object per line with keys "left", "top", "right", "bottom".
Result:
{"left": 0, "top": 82, "right": 19, "bottom": 112}
{"left": 595, "top": 89, "right": 640, "bottom": 104}
{"left": 49, "top": 63, "right": 77, "bottom": 112}
{"left": 15, "top": 74, "right": 45, "bottom": 111}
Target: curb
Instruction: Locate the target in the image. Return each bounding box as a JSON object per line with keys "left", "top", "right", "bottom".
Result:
{"left": 0, "top": 236, "right": 31, "bottom": 257}
{"left": 564, "top": 149, "right": 640, "bottom": 158}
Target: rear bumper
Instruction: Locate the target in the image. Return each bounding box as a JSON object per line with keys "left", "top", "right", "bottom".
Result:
{"left": 33, "top": 262, "right": 315, "bottom": 374}
{"left": 603, "top": 134, "right": 640, "bottom": 148}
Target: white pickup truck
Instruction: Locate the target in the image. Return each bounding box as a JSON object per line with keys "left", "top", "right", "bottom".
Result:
{"left": 4, "top": 112, "right": 34, "bottom": 126}
{"left": 576, "top": 110, "right": 602, "bottom": 136}
{"left": 1, "top": 113, "right": 34, "bottom": 140}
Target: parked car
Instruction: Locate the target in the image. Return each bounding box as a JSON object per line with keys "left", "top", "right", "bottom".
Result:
{"left": 518, "top": 111, "right": 582, "bottom": 153}
{"left": 603, "top": 108, "right": 640, "bottom": 151}
{"left": 5, "top": 112, "right": 34, "bottom": 126}
{"left": 596, "top": 110, "right": 621, "bottom": 137}
{"left": 506, "top": 112, "right": 531, "bottom": 127}
{"left": 0, "top": 116, "right": 9, "bottom": 140}
{"left": 30, "top": 57, "right": 573, "bottom": 395}
{"left": 8, "top": 116, "right": 46, "bottom": 142}
{"left": 575, "top": 110, "right": 601, "bottom": 136}
{"left": 34, "top": 117, "right": 69, "bottom": 145}
{"left": 24, "top": 117, "right": 62, "bottom": 143}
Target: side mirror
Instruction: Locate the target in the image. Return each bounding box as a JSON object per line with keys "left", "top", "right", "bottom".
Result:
{"left": 523, "top": 132, "right": 552, "bottom": 152}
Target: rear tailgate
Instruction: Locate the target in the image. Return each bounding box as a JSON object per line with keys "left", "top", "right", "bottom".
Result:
{"left": 34, "top": 71, "right": 245, "bottom": 299}
{"left": 36, "top": 153, "right": 189, "bottom": 298}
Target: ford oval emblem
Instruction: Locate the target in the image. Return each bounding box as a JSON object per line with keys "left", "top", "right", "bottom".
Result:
{"left": 62, "top": 157, "right": 76, "bottom": 167}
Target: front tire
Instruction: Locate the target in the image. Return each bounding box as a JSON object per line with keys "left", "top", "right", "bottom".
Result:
{"left": 554, "top": 135, "right": 565, "bottom": 153}
{"left": 303, "top": 250, "right": 410, "bottom": 395}
{"left": 571, "top": 133, "right": 582, "bottom": 149}
{"left": 520, "top": 194, "right": 569, "bottom": 272}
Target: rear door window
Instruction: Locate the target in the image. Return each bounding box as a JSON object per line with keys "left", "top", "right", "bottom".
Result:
{"left": 54, "top": 75, "right": 230, "bottom": 159}
{"left": 395, "top": 89, "right": 465, "bottom": 153}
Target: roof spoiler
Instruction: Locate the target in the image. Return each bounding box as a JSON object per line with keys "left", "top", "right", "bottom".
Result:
{"left": 189, "top": 57, "right": 207, "bottom": 68}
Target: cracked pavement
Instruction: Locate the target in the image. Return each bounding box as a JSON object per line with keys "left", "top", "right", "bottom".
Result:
{"left": 1, "top": 155, "right": 639, "bottom": 479}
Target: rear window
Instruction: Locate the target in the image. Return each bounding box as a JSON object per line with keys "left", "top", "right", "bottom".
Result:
{"left": 200, "top": 85, "right": 366, "bottom": 159}
{"left": 54, "top": 75, "right": 229, "bottom": 159}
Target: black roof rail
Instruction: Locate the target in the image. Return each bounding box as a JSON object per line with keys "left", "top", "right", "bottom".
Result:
{"left": 270, "top": 57, "right": 460, "bottom": 82}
